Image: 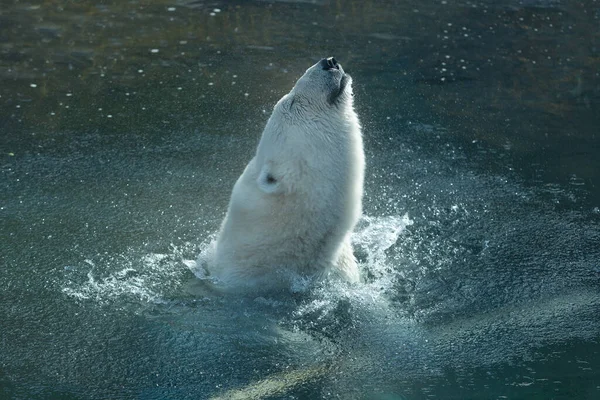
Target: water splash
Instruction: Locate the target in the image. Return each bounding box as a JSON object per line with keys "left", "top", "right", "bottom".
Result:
{"left": 288, "top": 214, "right": 417, "bottom": 344}
{"left": 353, "top": 213, "right": 413, "bottom": 287}
{"left": 61, "top": 243, "right": 198, "bottom": 306}
{"left": 62, "top": 261, "right": 165, "bottom": 304}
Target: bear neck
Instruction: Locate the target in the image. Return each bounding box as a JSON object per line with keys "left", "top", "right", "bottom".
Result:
{"left": 274, "top": 91, "right": 354, "bottom": 123}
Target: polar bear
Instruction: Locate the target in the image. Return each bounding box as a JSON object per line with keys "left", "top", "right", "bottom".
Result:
{"left": 207, "top": 57, "right": 364, "bottom": 290}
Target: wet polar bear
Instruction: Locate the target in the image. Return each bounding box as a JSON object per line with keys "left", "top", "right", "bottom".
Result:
{"left": 208, "top": 57, "right": 364, "bottom": 290}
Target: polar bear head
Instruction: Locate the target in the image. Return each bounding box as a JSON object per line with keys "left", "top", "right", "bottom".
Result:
{"left": 283, "top": 57, "right": 353, "bottom": 110}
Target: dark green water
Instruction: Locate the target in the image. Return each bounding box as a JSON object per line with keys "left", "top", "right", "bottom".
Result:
{"left": 1, "top": 1, "right": 599, "bottom": 399}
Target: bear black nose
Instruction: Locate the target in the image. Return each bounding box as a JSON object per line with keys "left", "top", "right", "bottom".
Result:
{"left": 321, "top": 57, "right": 339, "bottom": 70}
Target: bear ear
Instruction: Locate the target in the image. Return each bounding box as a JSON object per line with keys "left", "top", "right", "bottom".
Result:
{"left": 257, "top": 165, "right": 283, "bottom": 194}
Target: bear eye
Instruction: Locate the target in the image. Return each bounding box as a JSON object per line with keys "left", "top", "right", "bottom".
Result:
{"left": 266, "top": 174, "right": 277, "bottom": 184}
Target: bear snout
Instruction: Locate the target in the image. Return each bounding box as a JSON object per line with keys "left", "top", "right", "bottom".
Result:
{"left": 320, "top": 57, "right": 340, "bottom": 71}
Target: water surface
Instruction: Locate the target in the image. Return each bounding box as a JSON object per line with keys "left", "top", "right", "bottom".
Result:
{"left": 1, "top": 1, "right": 599, "bottom": 399}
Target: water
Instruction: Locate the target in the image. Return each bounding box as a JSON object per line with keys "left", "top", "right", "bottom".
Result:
{"left": 1, "top": 0, "right": 599, "bottom": 399}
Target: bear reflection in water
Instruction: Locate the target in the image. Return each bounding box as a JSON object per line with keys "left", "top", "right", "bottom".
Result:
{"left": 202, "top": 57, "right": 365, "bottom": 291}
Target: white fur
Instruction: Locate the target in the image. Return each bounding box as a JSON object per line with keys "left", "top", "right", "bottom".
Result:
{"left": 207, "top": 59, "right": 364, "bottom": 290}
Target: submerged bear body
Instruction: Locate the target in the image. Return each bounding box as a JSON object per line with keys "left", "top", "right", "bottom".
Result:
{"left": 208, "top": 57, "right": 364, "bottom": 289}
